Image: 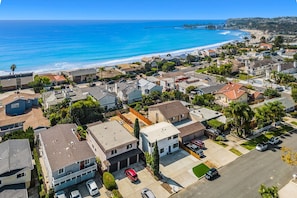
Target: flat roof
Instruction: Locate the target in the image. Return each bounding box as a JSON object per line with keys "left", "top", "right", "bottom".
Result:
{"left": 88, "top": 120, "right": 137, "bottom": 152}
{"left": 140, "top": 122, "right": 180, "bottom": 143}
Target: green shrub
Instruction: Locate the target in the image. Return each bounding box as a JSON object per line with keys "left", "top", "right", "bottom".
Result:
{"left": 112, "top": 189, "right": 123, "bottom": 198}
{"left": 103, "top": 172, "right": 117, "bottom": 190}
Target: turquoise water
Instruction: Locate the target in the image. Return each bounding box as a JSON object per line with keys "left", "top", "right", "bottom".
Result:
{"left": 0, "top": 20, "right": 247, "bottom": 74}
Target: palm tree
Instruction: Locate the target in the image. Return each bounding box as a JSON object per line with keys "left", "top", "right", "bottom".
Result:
{"left": 260, "top": 36, "right": 266, "bottom": 43}
{"left": 10, "top": 64, "right": 16, "bottom": 75}
{"left": 265, "top": 101, "right": 285, "bottom": 125}
{"left": 224, "top": 102, "right": 254, "bottom": 137}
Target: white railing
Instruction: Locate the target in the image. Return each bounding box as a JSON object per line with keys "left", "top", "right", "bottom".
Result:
{"left": 52, "top": 163, "right": 97, "bottom": 185}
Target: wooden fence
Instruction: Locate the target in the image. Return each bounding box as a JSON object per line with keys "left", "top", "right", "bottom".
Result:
{"left": 179, "top": 142, "right": 201, "bottom": 160}
{"left": 129, "top": 107, "right": 153, "bottom": 125}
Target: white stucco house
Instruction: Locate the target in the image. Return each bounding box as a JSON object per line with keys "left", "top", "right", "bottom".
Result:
{"left": 139, "top": 122, "right": 180, "bottom": 157}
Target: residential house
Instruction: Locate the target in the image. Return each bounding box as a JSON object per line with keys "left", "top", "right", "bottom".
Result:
{"left": 0, "top": 139, "right": 33, "bottom": 190}
{"left": 259, "top": 43, "right": 273, "bottom": 50}
{"left": 42, "top": 88, "right": 87, "bottom": 109}
{"left": 251, "top": 96, "right": 296, "bottom": 113}
{"left": 0, "top": 73, "right": 33, "bottom": 91}
{"left": 0, "top": 187, "right": 28, "bottom": 198}
{"left": 0, "top": 93, "right": 50, "bottom": 136}
{"left": 39, "top": 124, "right": 97, "bottom": 192}
{"left": 63, "top": 68, "right": 97, "bottom": 83}
{"left": 193, "top": 84, "right": 226, "bottom": 95}
{"left": 114, "top": 82, "right": 142, "bottom": 104}
{"left": 40, "top": 74, "right": 67, "bottom": 86}
{"left": 87, "top": 121, "right": 141, "bottom": 172}
{"left": 205, "top": 49, "right": 217, "bottom": 57}
{"left": 137, "top": 78, "right": 163, "bottom": 95}
{"left": 82, "top": 87, "right": 117, "bottom": 110}
{"left": 190, "top": 107, "right": 226, "bottom": 125}
{"left": 140, "top": 122, "right": 180, "bottom": 157}
{"left": 148, "top": 100, "right": 190, "bottom": 124}
{"left": 215, "top": 83, "right": 248, "bottom": 106}
{"left": 5, "top": 95, "right": 38, "bottom": 116}
{"left": 115, "top": 63, "right": 144, "bottom": 75}
{"left": 175, "top": 121, "right": 205, "bottom": 143}
{"left": 245, "top": 59, "right": 277, "bottom": 76}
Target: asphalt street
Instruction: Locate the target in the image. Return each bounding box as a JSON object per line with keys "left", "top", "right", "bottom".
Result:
{"left": 171, "top": 131, "right": 297, "bottom": 198}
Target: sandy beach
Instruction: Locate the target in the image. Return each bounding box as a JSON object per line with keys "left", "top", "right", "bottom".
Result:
{"left": 241, "top": 29, "right": 271, "bottom": 44}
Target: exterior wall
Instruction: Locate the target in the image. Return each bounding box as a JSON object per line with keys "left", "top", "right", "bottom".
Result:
{"left": 167, "top": 113, "right": 190, "bottom": 124}
{"left": 0, "top": 168, "right": 32, "bottom": 189}
{"left": 99, "top": 95, "right": 117, "bottom": 110}
{"left": 0, "top": 79, "right": 17, "bottom": 90}
{"left": 148, "top": 85, "right": 163, "bottom": 94}
{"left": 86, "top": 132, "right": 137, "bottom": 170}
{"left": 140, "top": 133, "right": 179, "bottom": 157}
{"left": 148, "top": 109, "right": 166, "bottom": 123}
{"left": 5, "top": 99, "right": 26, "bottom": 116}
{"left": 127, "top": 90, "right": 142, "bottom": 104}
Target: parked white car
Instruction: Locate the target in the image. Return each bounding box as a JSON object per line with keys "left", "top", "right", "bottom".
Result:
{"left": 86, "top": 179, "right": 99, "bottom": 196}
{"left": 268, "top": 137, "right": 280, "bottom": 145}
{"left": 70, "top": 190, "right": 82, "bottom": 198}
{"left": 54, "top": 190, "right": 66, "bottom": 198}
{"left": 256, "top": 143, "right": 268, "bottom": 151}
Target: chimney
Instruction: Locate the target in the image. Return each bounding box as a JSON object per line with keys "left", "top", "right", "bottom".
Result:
{"left": 277, "top": 63, "right": 281, "bottom": 73}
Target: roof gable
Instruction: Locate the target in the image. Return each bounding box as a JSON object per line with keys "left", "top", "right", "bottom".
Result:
{"left": 149, "top": 100, "right": 189, "bottom": 119}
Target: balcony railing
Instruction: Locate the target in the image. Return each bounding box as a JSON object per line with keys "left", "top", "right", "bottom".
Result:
{"left": 52, "top": 163, "right": 97, "bottom": 185}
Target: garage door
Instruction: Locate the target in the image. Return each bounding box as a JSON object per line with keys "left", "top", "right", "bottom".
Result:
{"left": 109, "top": 163, "right": 118, "bottom": 173}
{"left": 130, "top": 155, "right": 137, "bottom": 165}
{"left": 120, "top": 159, "right": 127, "bottom": 169}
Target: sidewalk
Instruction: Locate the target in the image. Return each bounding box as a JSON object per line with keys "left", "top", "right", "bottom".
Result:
{"left": 279, "top": 180, "right": 297, "bottom": 198}
{"left": 225, "top": 134, "right": 250, "bottom": 155}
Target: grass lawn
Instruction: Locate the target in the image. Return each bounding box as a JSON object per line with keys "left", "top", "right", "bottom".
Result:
{"left": 241, "top": 124, "right": 294, "bottom": 150}
{"left": 229, "top": 147, "right": 243, "bottom": 156}
{"left": 291, "top": 121, "right": 297, "bottom": 126}
{"left": 192, "top": 163, "right": 210, "bottom": 178}
{"left": 196, "top": 68, "right": 208, "bottom": 73}
{"left": 214, "top": 141, "right": 228, "bottom": 148}
{"left": 237, "top": 73, "right": 253, "bottom": 80}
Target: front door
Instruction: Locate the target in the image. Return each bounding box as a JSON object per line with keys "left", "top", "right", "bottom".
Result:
{"left": 168, "top": 145, "right": 171, "bottom": 154}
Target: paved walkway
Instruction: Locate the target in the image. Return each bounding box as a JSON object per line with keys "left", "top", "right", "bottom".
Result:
{"left": 279, "top": 180, "right": 297, "bottom": 198}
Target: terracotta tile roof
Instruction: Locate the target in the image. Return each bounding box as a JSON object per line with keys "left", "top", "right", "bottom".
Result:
{"left": 252, "top": 91, "right": 263, "bottom": 99}
{"left": 41, "top": 74, "right": 66, "bottom": 83}
{"left": 216, "top": 83, "right": 246, "bottom": 100}
{"left": 149, "top": 100, "right": 189, "bottom": 120}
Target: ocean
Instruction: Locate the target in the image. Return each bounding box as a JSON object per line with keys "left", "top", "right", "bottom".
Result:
{"left": 0, "top": 20, "right": 248, "bottom": 75}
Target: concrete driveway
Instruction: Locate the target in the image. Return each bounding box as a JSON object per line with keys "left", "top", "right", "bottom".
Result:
{"left": 113, "top": 163, "right": 170, "bottom": 198}
{"left": 202, "top": 139, "right": 238, "bottom": 168}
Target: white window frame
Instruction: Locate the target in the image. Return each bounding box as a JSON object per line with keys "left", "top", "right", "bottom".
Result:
{"left": 85, "top": 159, "right": 90, "bottom": 165}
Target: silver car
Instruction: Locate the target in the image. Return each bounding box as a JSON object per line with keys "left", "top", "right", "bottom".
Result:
{"left": 141, "top": 188, "right": 156, "bottom": 198}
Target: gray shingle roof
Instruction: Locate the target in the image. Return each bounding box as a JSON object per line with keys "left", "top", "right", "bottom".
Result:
{"left": 82, "top": 87, "right": 116, "bottom": 101}
{"left": 39, "top": 124, "right": 95, "bottom": 172}
{"left": 0, "top": 139, "right": 33, "bottom": 176}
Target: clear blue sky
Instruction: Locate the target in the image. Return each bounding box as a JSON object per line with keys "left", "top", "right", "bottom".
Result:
{"left": 0, "top": 0, "right": 296, "bottom": 20}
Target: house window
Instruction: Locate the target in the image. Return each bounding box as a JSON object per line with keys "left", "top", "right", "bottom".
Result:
{"left": 160, "top": 148, "right": 164, "bottom": 153}
{"left": 181, "top": 114, "right": 185, "bottom": 118}
{"left": 58, "top": 168, "right": 64, "bottom": 175}
{"left": 173, "top": 135, "right": 178, "bottom": 139}
{"left": 111, "top": 149, "right": 117, "bottom": 155}
{"left": 173, "top": 143, "right": 179, "bottom": 148}
{"left": 168, "top": 137, "right": 171, "bottom": 140}
{"left": 0, "top": 180, "right": 1, "bottom": 185}
{"left": 149, "top": 142, "right": 155, "bottom": 147}
{"left": 11, "top": 103, "right": 20, "bottom": 109}
{"left": 85, "top": 159, "right": 90, "bottom": 165}
{"left": 17, "top": 173, "right": 25, "bottom": 178}
{"left": 127, "top": 144, "right": 132, "bottom": 149}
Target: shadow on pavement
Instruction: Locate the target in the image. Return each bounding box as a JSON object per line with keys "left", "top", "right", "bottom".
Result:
{"left": 160, "top": 150, "right": 189, "bottom": 167}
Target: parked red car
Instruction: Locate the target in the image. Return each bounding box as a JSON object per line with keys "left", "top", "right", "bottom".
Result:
{"left": 191, "top": 139, "right": 205, "bottom": 149}
{"left": 125, "top": 168, "right": 138, "bottom": 182}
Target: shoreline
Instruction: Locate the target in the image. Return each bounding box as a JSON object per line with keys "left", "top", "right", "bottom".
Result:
{"left": 0, "top": 29, "right": 249, "bottom": 76}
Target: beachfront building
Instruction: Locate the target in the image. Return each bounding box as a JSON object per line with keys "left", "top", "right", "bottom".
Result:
{"left": 63, "top": 68, "right": 97, "bottom": 83}
{"left": 39, "top": 124, "right": 97, "bottom": 192}
{"left": 87, "top": 121, "right": 141, "bottom": 172}
{"left": 40, "top": 74, "right": 67, "bottom": 86}
{"left": 0, "top": 73, "right": 33, "bottom": 91}
{"left": 139, "top": 122, "right": 180, "bottom": 157}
